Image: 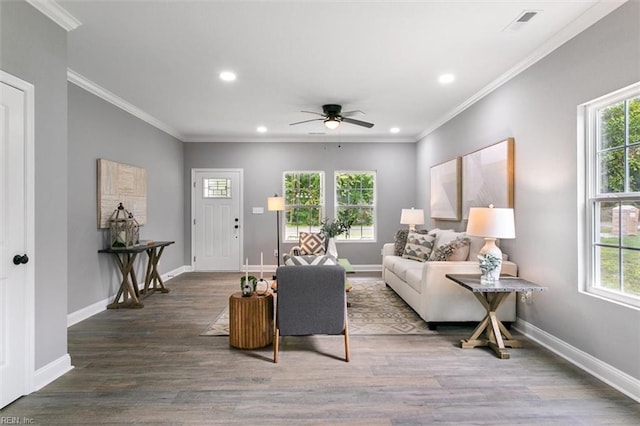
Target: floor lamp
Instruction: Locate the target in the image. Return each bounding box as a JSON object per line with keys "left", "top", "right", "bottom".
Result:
{"left": 267, "top": 195, "right": 285, "bottom": 272}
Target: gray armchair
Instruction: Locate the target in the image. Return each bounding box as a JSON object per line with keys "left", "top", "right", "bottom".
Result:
{"left": 273, "top": 265, "right": 350, "bottom": 363}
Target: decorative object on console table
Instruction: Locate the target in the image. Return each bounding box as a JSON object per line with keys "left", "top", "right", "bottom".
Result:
{"left": 400, "top": 208, "right": 424, "bottom": 232}
{"left": 466, "top": 205, "right": 515, "bottom": 280}
{"left": 320, "top": 217, "right": 352, "bottom": 258}
{"left": 108, "top": 202, "right": 137, "bottom": 248}
{"left": 430, "top": 157, "right": 461, "bottom": 220}
{"left": 267, "top": 194, "right": 285, "bottom": 269}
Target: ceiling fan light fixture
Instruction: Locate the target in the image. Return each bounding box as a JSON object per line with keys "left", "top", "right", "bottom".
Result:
{"left": 324, "top": 117, "right": 341, "bottom": 130}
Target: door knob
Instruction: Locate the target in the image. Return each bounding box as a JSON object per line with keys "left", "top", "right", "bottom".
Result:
{"left": 13, "top": 254, "right": 29, "bottom": 265}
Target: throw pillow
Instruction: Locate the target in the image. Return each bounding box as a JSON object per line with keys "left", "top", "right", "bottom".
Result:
{"left": 430, "top": 237, "right": 470, "bottom": 261}
{"left": 298, "top": 232, "right": 326, "bottom": 255}
{"left": 402, "top": 232, "right": 436, "bottom": 262}
{"left": 282, "top": 254, "right": 337, "bottom": 266}
{"left": 394, "top": 228, "right": 429, "bottom": 256}
{"left": 428, "top": 229, "right": 465, "bottom": 261}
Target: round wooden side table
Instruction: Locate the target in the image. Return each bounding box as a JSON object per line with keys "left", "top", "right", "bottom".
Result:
{"left": 228, "top": 292, "right": 274, "bottom": 349}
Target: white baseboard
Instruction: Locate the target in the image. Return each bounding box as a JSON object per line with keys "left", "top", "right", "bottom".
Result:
{"left": 514, "top": 318, "right": 640, "bottom": 403}
{"left": 33, "top": 354, "right": 73, "bottom": 391}
{"left": 67, "top": 265, "right": 188, "bottom": 327}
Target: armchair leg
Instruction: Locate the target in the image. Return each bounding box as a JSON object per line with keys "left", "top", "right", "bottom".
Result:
{"left": 344, "top": 323, "right": 350, "bottom": 362}
{"left": 273, "top": 328, "right": 280, "bottom": 363}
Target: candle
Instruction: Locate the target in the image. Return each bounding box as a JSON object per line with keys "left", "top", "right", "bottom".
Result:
{"left": 260, "top": 252, "right": 264, "bottom": 280}
{"left": 245, "top": 258, "right": 248, "bottom": 284}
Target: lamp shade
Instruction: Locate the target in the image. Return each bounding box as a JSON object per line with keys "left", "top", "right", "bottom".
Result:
{"left": 267, "top": 196, "right": 285, "bottom": 211}
{"left": 466, "top": 207, "right": 515, "bottom": 239}
{"left": 400, "top": 208, "right": 425, "bottom": 226}
{"left": 324, "top": 117, "right": 340, "bottom": 130}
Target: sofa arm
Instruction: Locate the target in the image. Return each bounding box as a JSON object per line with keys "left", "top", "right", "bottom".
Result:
{"left": 382, "top": 243, "right": 396, "bottom": 257}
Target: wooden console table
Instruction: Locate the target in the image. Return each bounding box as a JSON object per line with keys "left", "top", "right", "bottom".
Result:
{"left": 229, "top": 292, "right": 274, "bottom": 349}
{"left": 99, "top": 241, "right": 174, "bottom": 309}
{"left": 446, "top": 274, "right": 547, "bottom": 359}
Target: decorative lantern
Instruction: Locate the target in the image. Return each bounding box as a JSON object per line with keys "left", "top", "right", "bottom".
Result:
{"left": 128, "top": 211, "right": 140, "bottom": 246}
{"left": 108, "top": 202, "right": 135, "bottom": 248}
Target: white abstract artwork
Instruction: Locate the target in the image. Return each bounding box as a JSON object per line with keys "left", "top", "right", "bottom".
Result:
{"left": 430, "top": 157, "right": 460, "bottom": 220}
{"left": 462, "top": 138, "right": 514, "bottom": 220}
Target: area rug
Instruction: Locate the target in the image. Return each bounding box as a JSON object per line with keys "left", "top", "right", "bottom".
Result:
{"left": 201, "top": 278, "right": 436, "bottom": 336}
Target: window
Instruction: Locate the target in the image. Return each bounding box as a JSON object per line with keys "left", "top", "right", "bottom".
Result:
{"left": 335, "top": 171, "right": 376, "bottom": 241}
{"left": 283, "top": 171, "right": 324, "bottom": 241}
{"left": 585, "top": 82, "right": 640, "bottom": 308}
{"left": 203, "top": 178, "right": 231, "bottom": 198}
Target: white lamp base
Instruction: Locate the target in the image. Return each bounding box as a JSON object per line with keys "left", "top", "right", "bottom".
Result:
{"left": 479, "top": 237, "right": 503, "bottom": 279}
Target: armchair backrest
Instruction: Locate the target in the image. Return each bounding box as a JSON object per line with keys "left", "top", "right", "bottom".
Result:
{"left": 275, "top": 265, "right": 346, "bottom": 336}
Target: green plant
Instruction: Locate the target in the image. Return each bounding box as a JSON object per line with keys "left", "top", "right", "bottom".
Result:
{"left": 320, "top": 217, "right": 353, "bottom": 238}
{"left": 477, "top": 253, "right": 501, "bottom": 274}
{"left": 240, "top": 275, "right": 257, "bottom": 291}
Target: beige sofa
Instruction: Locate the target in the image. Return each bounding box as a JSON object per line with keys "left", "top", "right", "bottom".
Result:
{"left": 382, "top": 230, "right": 517, "bottom": 328}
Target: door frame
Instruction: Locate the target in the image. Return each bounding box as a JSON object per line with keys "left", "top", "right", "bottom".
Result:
{"left": 1, "top": 70, "right": 35, "bottom": 398}
{"left": 190, "top": 168, "right": 244, "bottom": 271}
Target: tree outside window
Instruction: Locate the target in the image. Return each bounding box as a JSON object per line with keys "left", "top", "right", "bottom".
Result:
{"left": 335, "top": 171, "right": 376, "bottom": 241}
{"left": 283, "top": 171, "right": 324, "bottom": 241}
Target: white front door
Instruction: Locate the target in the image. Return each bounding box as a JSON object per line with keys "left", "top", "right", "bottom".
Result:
{"left": 193, "top": 169, "right": 242, "bottom": 271}
{"left": 0, "top": 77, "right": 34, "bottom": 408}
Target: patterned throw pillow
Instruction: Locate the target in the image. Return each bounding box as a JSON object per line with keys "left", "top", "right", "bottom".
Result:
{"left": 394, "top": 228, "right": 429, "bottom": 256}
{"left": 282, "top": 254, "right": 337, "bottom": 266}
{"left": 402, "top": 232, "right": 436, "bottom": 262}
{"left": 298, "top": 232, "right": 326, "bottom": 255}
{"left": 430, "top": 237, "right": 471, "bottom": 261}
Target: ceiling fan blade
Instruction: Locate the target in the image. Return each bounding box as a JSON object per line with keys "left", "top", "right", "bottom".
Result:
{"left": 300, "top": 110, "right": 325, "bottom": 117}
{"left": 290, "top": 118, "right": 324, "bottom": 126}
{"left": 342, "top": 117, "right": 374, "bottom": 128}
{"left": 341, "top": 110, "right": 365, "bottom": 117}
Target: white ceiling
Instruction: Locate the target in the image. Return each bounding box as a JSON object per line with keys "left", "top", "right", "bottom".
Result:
{"left": 54, "top": 0, "right": 625, "bottom": 143}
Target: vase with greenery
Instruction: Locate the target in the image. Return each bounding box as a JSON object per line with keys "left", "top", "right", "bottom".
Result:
{"left": 478, "top": 253, "right": 501, "bottom": 284}
{"left": 320, "top": 218, "right": 352, "bottom": 257}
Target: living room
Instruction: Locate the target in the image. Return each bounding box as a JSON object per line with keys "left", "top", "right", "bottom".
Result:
{"left": 1, "top": 0, "right": 639, "bottom": 421}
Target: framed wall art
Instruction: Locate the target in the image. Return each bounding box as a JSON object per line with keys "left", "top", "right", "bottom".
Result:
{"left": 97, "top": 158, "right": 147, "bottom": 228}
{"left": 430, "top": 157, "right": 461, "bottom": 221}
{"left": 462, "top": 138, "right": 514, "bottom": 219}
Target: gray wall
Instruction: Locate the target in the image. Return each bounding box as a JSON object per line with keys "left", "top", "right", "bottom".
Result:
{"left": 417, "top": 1, "right": 640, "bottom": 379}
{"left": 183, "top": 142, "right": 416, "bottom": 266}
{"left": 67, "top": 84, "right": 185, "bottom": 312}
{"left": 0, "top": 1, "right": 69, "bottom": 369}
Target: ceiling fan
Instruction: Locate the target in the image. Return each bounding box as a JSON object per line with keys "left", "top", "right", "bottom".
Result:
{"left": 290, "top": 104, "right": 374, "bottom": 130}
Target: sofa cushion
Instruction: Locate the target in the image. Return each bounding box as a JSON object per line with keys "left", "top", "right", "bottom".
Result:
{"left": 283, "top": 254, "right": 337, "bottom": 266}
{"left": 404, "top": 268, "right": 423, "bottom": 293}
{"left": 298, "top": 232, "right": 326, "bottom": 255}
{"left": 394, "top": 228, "right": 428, "bottom": 256}
{"left": 402, "top": 232, "right": 436, "bottom": 262}
{"left": 392, "top": 257, "right": 424, "bottom": 281}
{"left": 431, "top": 237, "right": 471, "bottom": 261}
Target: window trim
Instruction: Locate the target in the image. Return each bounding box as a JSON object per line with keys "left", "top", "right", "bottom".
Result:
{"left": 333, "top": 170, "right": 377, "bottom": 243}
{"left": 282, "top": 170, "right": 325, "bottom": 242}
{"left": 582, "top": 81, "right": 640, "bottom": 310}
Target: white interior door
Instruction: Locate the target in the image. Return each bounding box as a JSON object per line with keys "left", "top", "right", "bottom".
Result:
{"left": 193, "top": 170, "right": 242, "bottom": 271}
{"left": 0, "top": 77, "right": 33, "bottom": 408}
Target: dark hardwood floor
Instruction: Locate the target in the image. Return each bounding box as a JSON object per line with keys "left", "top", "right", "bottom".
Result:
{"left": 2, "top": 272, "right": 639, "bottom": 425}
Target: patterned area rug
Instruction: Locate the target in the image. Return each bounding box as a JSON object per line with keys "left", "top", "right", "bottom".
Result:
{"left": 201, "top": 278, "right": 436, "bottom": 336}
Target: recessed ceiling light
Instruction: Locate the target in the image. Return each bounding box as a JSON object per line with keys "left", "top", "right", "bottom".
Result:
{"left": 390, "top": 127, "right": 400, "bottom": 134}
{"left": 219, "top": 71, "right": 236, "bottom": 82}
{"left": 256, "top": 126, "right": 267, "bottom": 133}
{"left": 438, "top": 73, "right": 455, "bottom": 84}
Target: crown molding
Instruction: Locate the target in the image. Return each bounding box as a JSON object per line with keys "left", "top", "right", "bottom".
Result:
{"left": 25, "top": 0, "right": 82, "bottom": 31}
{"left": 416, "top": 0, "right": 627, "bottom": 141}
{"left": 183, "top": 134, "right": 416, "bottom": 143}
{"left": 67, "top": 69, "right": 185, "bottom": 141}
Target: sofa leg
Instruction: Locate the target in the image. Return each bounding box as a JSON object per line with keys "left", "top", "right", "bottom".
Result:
{"left": 427, "top": 322, "right": 437, "bottom": 331}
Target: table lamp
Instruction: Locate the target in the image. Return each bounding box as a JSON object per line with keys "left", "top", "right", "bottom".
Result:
{"left": 400, "top": 208, "right": 424, "bottom": 232}
{"left": 466, "top": 205, "right": 515, "bottom": 277}
{"left": 267, "top": 194, "right": 285, "bottom": 268}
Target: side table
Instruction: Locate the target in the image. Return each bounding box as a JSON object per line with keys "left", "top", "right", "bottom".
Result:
{"left": 229, "top": 292, "right": 274, "bottom": 349}
{"left": 446, "top": 274, "right": 547, "bottom": 359}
